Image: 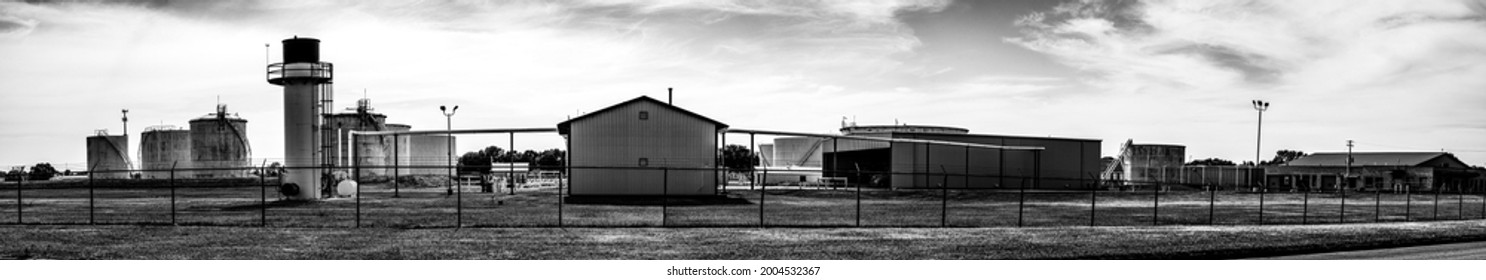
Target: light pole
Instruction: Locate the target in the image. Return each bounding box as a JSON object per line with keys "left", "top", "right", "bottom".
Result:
{"left": 441, "top": 105, "right": 459, "bottom": 228}
{"left": 1252, "top": 100, "right": 1269, "bottom": 173}
{"left": 440, "top": 105, "right": 458, "bottom": 194}
{"left": 1252, "top": 99, "right": 1269, "bottom": 224}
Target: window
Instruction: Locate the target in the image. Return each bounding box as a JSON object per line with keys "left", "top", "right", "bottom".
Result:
{"left": 639, "top": 111, "right": 649, "bottom": 120}
{"left": 638, "top": 158, "right": 649, "bottom": 167}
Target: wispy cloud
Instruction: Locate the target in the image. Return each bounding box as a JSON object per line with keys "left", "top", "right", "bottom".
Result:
{"left": 1007, "top": 0, "right": 1486, "bottom": 162}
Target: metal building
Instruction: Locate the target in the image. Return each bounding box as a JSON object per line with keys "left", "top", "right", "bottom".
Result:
{"left": 1266, "top": 152, "right": 1481, "bottom": 193}
{"left": 267, "top": 36, "right": 334, "bottom": 200}
{"left": 408, "top": 134, "right": 455, "bottom": 175}
{"left": 188, "top": 104, "right": 251, "bottom": 178}
{"left": 85, "top": 131, "right": 130, "bottom": 179}
{"left": 139, "top": 125, "right": 191, "bottom": 178}
{"left": 822, "top": 124, "right": 1100, "bottom": 189}
{"left": 558, "top": 96, "right": 726, "bottom": 196}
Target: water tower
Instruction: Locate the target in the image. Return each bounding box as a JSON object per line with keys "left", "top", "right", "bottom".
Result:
{"left": 267, "top": 36, "right": 333, "bottom": 201}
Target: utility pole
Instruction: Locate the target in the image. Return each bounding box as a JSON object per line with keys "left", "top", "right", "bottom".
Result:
{"left": 1346, "top": 140, "right": 1354, "bottom": 189}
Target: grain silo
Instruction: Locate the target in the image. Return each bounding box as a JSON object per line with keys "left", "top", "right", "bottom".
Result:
{"left": 189, "top": 104, "right": 251, "bottom": 178}
{"left": 86, "top": 131, "right": 131, "bottom": 179}
{"left": 325, "top": 98, "right": 389, "bottom": 177}
{"left": 139, "top": 125, "right": 191, "bottom": 179}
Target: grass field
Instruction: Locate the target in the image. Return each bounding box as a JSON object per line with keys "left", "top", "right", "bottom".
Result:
{"left": 2, "top": 180, "right": 1483, "bottom": 228}
{"left": 3, "top": 221, "right": 1484, "bottom": 259}
{"left": 2, "top": 179, "right": 1486, "bottom": 227}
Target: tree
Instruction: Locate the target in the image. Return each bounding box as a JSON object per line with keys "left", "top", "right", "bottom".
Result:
{"left": 28, "top": 163, "right": 58, "bottom": 181}
{"left": 4, "top": 169, "right": 22, "bottom": 181}
{"left": 720, "top": 144, "right": 759, "bottom": 172}
{"left": 1186, "top": 158, "right": 1236, "bottom": 166}
{"left": 532, "top": 149, "right": 565, "bottom": 170}
{"left": 1261, "top": 150, "right": 1308, "bottom": 166}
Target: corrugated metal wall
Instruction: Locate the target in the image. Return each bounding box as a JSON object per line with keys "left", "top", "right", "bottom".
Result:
{"left": 569, "top": 101, "right": 718, "bottom": 195}
{"left": 885, "top": 133, "right": 1100, "bottom": 189}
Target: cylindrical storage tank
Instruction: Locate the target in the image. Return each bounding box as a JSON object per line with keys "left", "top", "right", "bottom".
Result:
{"left": 189, "top": 112, "right": 250, "bottom": 178}
{"left": 140, "top": 127, "right": 191, "bottom": 179}
{"left": 325, "top": 113, "right": 388, "bottom": 177}
{"left": 283, "top": 37, "right": 320, "bottom": 64}
{"left": 410, "top": 135, "right": 455, "bottom": 175}
{"left": 86, "top": 135, "right": 130, "bottom": 179}
{"left": 385, "top": 124, "right": 412, "bottom": 177}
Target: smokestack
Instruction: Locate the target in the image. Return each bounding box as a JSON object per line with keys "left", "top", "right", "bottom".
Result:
{"left": 668, "top": 88, "right": 673, "bottom": 105}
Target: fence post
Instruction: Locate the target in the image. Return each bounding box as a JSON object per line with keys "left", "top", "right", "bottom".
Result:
{"left": 457, "top": 164, "right": 463, "bottom": 229}
{"left": 1152, "top": 176, "right": 1160, "bottom": 226}
{"left": 1017, "top": 170, "right": 1026, "bottom": 228}
{"left": 1433, "top": 184, "right": 1440, "bottom": 220}
{"left": 855, "top": 170, "right": 862, "bottom": 227}
{"left": 1302, "top": 183, "right": 1310, "bottom": 225}
{"left": 1089, "top": 174, "right": 1097, "bottom": 227}
{"left": 940, "top": 165, "right": 948, "bottom": 228}
{"left": 393, "top": 133, "right": 400, "bottom": 198}
{"left": 14, "top": 175, "right": 20, "bottom": 224}
{"left": 1458, "top": 187, "right": 1464, "bottom": 220}
{"left": 1405, "top": 186, "right": 1412, "bottom": 221}
{"left": 1258, "top": 181, "right": 1266, "bottom": 225}
{"left": 759, "top": 170, "right": 766, "bottom": 228}
{"left": 662, "top": 167, "right": 668, "bottom": 227}
{"left": 170, "top": 162, "right": 178, "bottom": 225}
{"left": 1374, "top": 184, "right": 1381, "bottom": 222}
{"left": 557, "top": 163, "right": 564, "bottom": 228}
{"left": 1209, "top": 180, "right": 1216, "bottom": 226}
{"left": 750, "top": 133, "right": 756, "bottom": 190}
{"left": 258, "top": 165, "right": 265, "bottom": 227}
{"left": 355, "top": 161, "right": 361, "bottom": 228}
{"left": 88, "top": 165, "right": 95, "bottom": 225}
{"left": 1340, "top": 177, "right": 1347, "bottom": 223}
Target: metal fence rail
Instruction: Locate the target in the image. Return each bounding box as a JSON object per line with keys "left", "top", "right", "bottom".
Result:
{"left": 2, "top": 165, "right": 1484, "bottom": 229}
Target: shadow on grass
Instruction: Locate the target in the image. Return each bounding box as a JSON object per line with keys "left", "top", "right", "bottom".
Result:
{"left": 563, "top": 195, "right": 754, "bottom": 206}
{"left": 218, "top": 200, "right": 319, "bottom": 211}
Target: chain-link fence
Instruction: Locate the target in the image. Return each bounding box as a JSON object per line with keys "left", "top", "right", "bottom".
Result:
{"left": 2, "top": 164, "right": 1484, "bottom": 228}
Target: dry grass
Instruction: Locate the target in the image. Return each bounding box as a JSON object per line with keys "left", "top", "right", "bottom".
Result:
{"left": 2, "top": 221, "right": 1484, "bottom": 259}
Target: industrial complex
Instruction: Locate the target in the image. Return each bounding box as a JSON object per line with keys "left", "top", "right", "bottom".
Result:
{"left": 56, "top": 36, "right": 1485, "bottom": 201}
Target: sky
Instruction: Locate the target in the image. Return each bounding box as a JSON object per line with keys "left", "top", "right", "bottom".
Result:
{"left": 1, "top": 0, "right": 1484, "bottom": 171}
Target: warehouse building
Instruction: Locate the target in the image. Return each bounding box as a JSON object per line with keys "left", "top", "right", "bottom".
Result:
{"left": 1264, "top": 152, "right": 1482, "bottom": 192}
{"left": 558, "top": 96, "right": 725, "bottom": 196}
{"left": 821, "top": 124, "right": 1100, "bottom": 190}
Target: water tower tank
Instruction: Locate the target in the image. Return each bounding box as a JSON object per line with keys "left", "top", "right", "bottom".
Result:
{"left": 189, "top": 105, "right": 250, "bottom": 178}
{"left": 140, "top": 126, "right": 191, "bottom": 179}
{"left": 86, "top": 133, "right": 130, "bottom": 179}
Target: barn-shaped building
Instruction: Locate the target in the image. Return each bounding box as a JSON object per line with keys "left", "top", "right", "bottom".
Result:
{"left": 558, "top": 96, "right": 727, "bottom": 196}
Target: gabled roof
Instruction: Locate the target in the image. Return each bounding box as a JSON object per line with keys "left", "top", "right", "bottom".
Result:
{"left": 1285, "top": 152, "right": 1465, "bottom": 167}
{"left": 556, "top": 95, "right": 728, "bottom": 135}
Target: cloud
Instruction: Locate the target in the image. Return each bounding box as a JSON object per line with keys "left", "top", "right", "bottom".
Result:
{"left": 0, "top": 12, "right": 39, "bottom": 38}
{"left": 1006, "top": 0, "right": 1486, "bottom": 163}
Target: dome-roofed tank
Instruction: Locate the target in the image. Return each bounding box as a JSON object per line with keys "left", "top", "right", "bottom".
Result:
{"left": 86, "top": 130, "right": 130, "bottom": 179}
{"left": 189, "top": 104, "right": 250, "bottom": 178}
{"left": 140, "top": 125, "right": 191, "bottom": 179}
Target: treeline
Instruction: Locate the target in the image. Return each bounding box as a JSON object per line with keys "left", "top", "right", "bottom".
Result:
{"left": 457, "top": 146, "right": 565, "bottom": 174}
